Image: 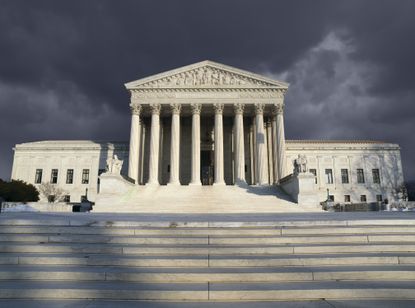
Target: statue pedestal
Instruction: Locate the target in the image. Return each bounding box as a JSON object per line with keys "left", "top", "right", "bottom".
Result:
{"left": 99, "top": 173, "right": 134, "bottom": 195}
{"left": 280, "top": 172, "right": 319, "bottom": 208}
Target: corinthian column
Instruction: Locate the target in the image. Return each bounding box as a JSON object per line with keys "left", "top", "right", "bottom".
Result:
{"left": 275, "top": 103, "right": 286, "bottom": 180}
{"left": 128, "top": 103, "right": 141, "bottom": 184}
{"left": 234, "top": 103, "right": 245, "bottom": 184}
{"left": 271, "top": 107, "right": 279, "bottom": 184}
{"left": 190, "top": 103, "right": 202, "bottom": 185}
{"left": 169, "top": 103, "right": 181, "bottom": 185}
{"left": 148, "top": 103, "right": 161, "bottom": 185}
{"left": 213, "top": 103, "right": 225, "bottom": 185}
{"left": 255, "top": 103, "right": 268, "bottom": 185}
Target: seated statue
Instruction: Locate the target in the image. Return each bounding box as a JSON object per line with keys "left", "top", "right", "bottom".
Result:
{"left": 293, "top": 154, "right": 307, "bottom": 174}
{"left": 106, "top": 154, "right": 123, "bottom": 175}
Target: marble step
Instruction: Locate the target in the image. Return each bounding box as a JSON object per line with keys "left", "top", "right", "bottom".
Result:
{"left": 2, "top": 218, "right": 415, "bottom": 228}
{"left": 0, "top": 280, "right": 414, "bottom": 300}
{"left": 2, "top": 225, "right": 415, "bottom": 237}
{"left": 2, "top": 242, "right": 415, "bottom": 255}
{"left": 0, "top": 233, "right": 414, "bottom": 245}
{"left": 1, "top": 265, "right": 415, "bottom": 282}
{"left": 2, "top": 252, "right": 415, "bottom": 267}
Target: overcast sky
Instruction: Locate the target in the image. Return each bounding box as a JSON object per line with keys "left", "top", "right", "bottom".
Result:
{"left": 0, "top": 0, "right": 414, "bottom": 181}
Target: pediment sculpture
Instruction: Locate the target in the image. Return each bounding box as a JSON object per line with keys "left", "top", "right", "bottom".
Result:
{"left": 139, "top": 67, "right": 274, "bottom": 88}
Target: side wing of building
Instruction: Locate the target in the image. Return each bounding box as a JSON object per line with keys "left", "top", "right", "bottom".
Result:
{"left": 11, "top": 141, "right": 129, "bottom": 202}
{"left": 285, "top": 140, "right": 405, "bottom": 204}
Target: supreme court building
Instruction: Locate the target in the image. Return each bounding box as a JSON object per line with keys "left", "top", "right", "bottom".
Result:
{"left": 11, "top": 61, "right": 405, "bottom": 211}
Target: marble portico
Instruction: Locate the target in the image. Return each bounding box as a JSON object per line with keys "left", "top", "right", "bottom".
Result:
{"left": 125, "top": 60, "right": 288, "bottom": 187}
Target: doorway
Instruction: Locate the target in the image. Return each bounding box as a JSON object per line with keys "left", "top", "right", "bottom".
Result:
{"left": 201, "top": 150, "right": 214, "bottom": 185}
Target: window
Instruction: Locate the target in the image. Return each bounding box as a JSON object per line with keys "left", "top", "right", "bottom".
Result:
{"left": 360, "top": 195, "right": 367, "bottom": 202}
{"left": 63, "top": 195, "right": 70, "bottom": 203}
{"left": 35, "top": 169, "right": 43, "bottom": 184}
{"left": 309, "top": 168, "right": 317, "bottom": 184}
{"left": 50, "top": 169, "right": 58, "bottom": 184}
{"left": 372, "top": 169, "right": 381, "bottom": 184}
{"left": 357, "top": 169, "right": 365, "bottom": 184}
{"left": 376, "top": 194, "right": 383, "bottom": 202}
{"left": 341, "top": 169, "right": 349, "bottom": 184}
{"left": 82, "top": 169, "right": 90, "bottom": 184}
{"left": 325, "top": 169, "right": 333, "bottom": 184}
{"left": 344, "top": 195, "right": 351, "bottom": 202}
{"left": 66, "top": 169, "right": 74, "bottom": 184}
{"left": 48, "top": 195, "right": 55, "bottom": 203}
{"left": 329, "top": 195, "right": 335, "bottom": 202}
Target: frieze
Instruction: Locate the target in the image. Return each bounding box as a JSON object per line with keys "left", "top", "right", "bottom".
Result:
{"left": 130, "top": 88, "right": 285, "bottom": 100}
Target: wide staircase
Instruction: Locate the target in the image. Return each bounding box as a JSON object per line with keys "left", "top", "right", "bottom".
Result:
{"left": 0, "top": 213, "right": 415, "bottom": 305}
{"left": 95, "top": 185, "right": 316, "bottom": 213}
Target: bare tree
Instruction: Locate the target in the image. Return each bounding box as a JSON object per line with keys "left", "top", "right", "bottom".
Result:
{"left": 37, "top": 183, "right": 67, "bottom": 203}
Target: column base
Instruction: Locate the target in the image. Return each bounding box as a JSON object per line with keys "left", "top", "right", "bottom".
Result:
{"left": 167, "top": 181, "right": 181, "bottom": 186}
{"left": 146, "top": 181, "right": 159, "bottom": 186}
{"left": 235, "top": 180, "right": 248, "bottom": 187}
{"left": 189, "top": 181, "right": 202, "bottom": 186}
{"left": 213, "top": 182, "right": 226, "bottom": 186}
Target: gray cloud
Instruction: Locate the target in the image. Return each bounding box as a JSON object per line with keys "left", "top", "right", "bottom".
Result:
{"left": 0, "top": 0, "right": 414, "bottom": 181}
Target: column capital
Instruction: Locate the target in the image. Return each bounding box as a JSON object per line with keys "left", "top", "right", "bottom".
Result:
{"left": 190, "top": 103, "right": 202, "bottom": 115}
{"left": 254, "top": 103, "right": 265, "bottom": 115}
{"left": 130, "top": 103, "right": 142, "bottom": 116}
{"left": 233, "top": 103, "right": 244, "bottom": 115}
{"left": 213, "top": 103, "right": 224, "bottom": 114}
{"left": 149, "top": 103, "right": 161, "bottom": 115}
{"left": 272, "top": 103, "right": 284, "bottom": 115}
{"left": 170, "top": 103, "right": 181, "bottom": 115}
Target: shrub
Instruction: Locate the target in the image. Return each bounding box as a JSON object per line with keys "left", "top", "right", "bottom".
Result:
{"left": 0, "top": 179, "right": 39, "bottom": 202}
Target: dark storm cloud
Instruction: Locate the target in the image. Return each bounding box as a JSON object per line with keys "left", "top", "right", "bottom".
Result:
{"left": 0, "top": 0, "right": 414, "bottom": 181}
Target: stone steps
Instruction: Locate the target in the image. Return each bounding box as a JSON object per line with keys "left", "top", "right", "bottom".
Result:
{"left": 1, "top": 234, "right": 415, "bottom": 244}
{"left": 0, "top": 213, "right": 415, "bottom": 303}
{"left": 1, "top": 265, "right": 415, "bottom": 282}
{"left": 2, "top": 252, "right": 415, "bottom": 267}
{"left": 0, "top": 281, "right": 414, "bottom": 301}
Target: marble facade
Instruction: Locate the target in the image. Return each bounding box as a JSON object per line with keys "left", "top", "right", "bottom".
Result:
{"left": 10, "top": 61, "right": 406, "bottom": 208}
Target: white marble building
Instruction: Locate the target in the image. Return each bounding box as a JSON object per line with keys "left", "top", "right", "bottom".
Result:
{"left": 11, "top": 61, "right": 405, "bottom": 209}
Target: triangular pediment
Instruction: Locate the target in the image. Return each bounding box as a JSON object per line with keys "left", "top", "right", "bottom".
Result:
{"left": 125, "top": 60, "right": 288, "bottom": 90}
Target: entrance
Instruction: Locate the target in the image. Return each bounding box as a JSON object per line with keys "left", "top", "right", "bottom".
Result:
{"left": 201, "top": 150, "right": 214, "bottom": 185}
